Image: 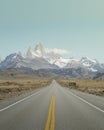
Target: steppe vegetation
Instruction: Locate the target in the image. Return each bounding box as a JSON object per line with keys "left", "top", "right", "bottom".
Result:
{"left": 58, "top": 80, "right": 104, "bottom": 96}
{"left": 0, "top": 79, "right": 51, "bottom": 100}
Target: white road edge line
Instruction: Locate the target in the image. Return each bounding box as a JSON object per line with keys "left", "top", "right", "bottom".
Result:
{"left": 0, "top": 90, "right": 41, "bottom": 112}
{"left": 68, "top": 91, "right": 104, "bottom": 113}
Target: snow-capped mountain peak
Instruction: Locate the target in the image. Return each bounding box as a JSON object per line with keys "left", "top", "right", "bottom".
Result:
{"left": 26, "top": 47, "right": 34, "bottom": 58}
{"left": 80, "top": 57, "right": 98, "bottom": 67}
{"left": 81, "top": 57, "right": 97, "bottom": 63}
{"left": 26, "top": 46, "right": 41, "bottom": 58}
{"left": 34, "top": 43, "right": 45, "bottom": 56}
{"left": 53, "top": 57, "right": 79, "bottom": 68}
{"left": 0, "top": 43, "right": 104, "bottom": 72}
{"left": 25, "top": 43, "right": 61, "bottom": 63}
{"left": 26, "top": 43, "right": 46, "bottom": 58}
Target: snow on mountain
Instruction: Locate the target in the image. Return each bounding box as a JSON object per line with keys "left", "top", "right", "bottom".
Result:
{"left": 54, "top": 58, "right": 79, "bottom": 68}
{"left": 34, "top": 43, "right": 46, "bottom": 56}
{"left": 80, "top": 57, "right": 98, "bottom": 67}
{"left": 79, "top": 57, "right": 104, "bottom": 72}
{"left": 53, "top": 58, "right": 69, "bottom": 68}
{"left": 0, "top": 53, "right": 22, "bottom": 69}
{"left": 0, "top": 43, "right": 61, "bottom": 70}
{"left": 0, "top": 53, "right": 58, "bottom": 70}
{"left": 18, "top": 51, "right": 25, "bottom": 58}
{"left": 88, "top": 68, "right": 98, "bottom": 72}
{"left": 54, "top": 56, "right": 104, "bottom": 72}
{"left": 26, "top": 43, "right": 61, "bottom": 64}
{"left": 65, "top": 59, "right": 82, "bottom": 69}
{"left": 0, "top": 43, "right": 104, "bottom": 72}
{"left": 25, "top": 43, "right": 84, "bottom": 69}
{"left": 26, "top": 47, "right": 40, "bottom": 58}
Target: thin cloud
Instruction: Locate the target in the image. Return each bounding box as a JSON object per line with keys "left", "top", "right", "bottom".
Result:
{"left": 46, "top": 48, "right": 70, "bottom": 55}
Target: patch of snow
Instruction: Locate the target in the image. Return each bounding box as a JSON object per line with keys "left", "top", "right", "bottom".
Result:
{"left": 89, "top": 68, "right": 98, "bottom": 72}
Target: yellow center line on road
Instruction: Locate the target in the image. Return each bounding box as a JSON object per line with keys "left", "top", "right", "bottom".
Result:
{"left": 50, "top": 96, "right": 55, "bottom": 130}
{"left": 45, "top": 96, "right": 56, "bottom": 130}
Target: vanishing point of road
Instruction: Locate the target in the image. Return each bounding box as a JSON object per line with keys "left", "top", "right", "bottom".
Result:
{"left": 0, "top": 80, "right": 104, "bottom": 130}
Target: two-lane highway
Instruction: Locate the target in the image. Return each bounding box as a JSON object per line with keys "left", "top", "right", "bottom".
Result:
{"left": 0, "top": 80, "right": 104, "bottom": 130}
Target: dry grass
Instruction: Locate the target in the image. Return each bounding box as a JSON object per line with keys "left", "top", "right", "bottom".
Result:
{"left": 0, "top": 78, "right": 51, "bottom": 100}
{"left": 57, "top": 80, "right": 104, "bottom": 96}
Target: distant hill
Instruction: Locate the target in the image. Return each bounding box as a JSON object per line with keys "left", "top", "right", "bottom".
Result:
{"left": 0, "top": 69, "right": 65, "bottom": 80}
{"left": 93, "top": 73, "right": 104, "bottom": 80}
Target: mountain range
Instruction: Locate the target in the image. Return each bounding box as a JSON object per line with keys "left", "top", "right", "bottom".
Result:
{"left": 0, "top": 43, "right": 104, "bottom": 79}
{"left": 0, "top": 43, "right": 104, "bottom": 71}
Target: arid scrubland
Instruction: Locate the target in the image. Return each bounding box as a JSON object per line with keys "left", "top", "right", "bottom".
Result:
{"left": 0, "top": 79, "right": 51, "bottom": 100}
{"left": 58, "top": 80, "right": 104, "bottom": 96}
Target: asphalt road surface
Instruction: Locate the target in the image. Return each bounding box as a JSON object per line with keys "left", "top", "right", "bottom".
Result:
{"left": 0, "top": 80, "right": 104, "bottom": 130}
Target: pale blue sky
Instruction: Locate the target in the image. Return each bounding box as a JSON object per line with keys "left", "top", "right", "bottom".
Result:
{"left": 0, "top": 0, "right": 104, "bottom": 62}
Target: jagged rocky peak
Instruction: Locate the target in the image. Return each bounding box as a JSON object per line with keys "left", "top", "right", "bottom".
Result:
{"left": 26, "top": 47, "right": 33, "bottom": 58}
{"left": 18, "top": 51, "right": 25, "bottom": 58}
{"left": 34, "top": 43, "right": 46, "bottom": 56}
{"left": 80, "top": 57, "right": 90, "bottom": 62}
{"left": 18, "top": 51, "right": 22, "bottom": 56}
{"left": 80, "top": 56, "right": 97, "bottom": 64}
{"left": 0, "top": 43, "right": 104, "bottom": 72}
{"left": 26, "top": 43, "right": 46, "bottom": 58}
{"left": 27, "top": 46, "right": 34, "bottom": 53}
